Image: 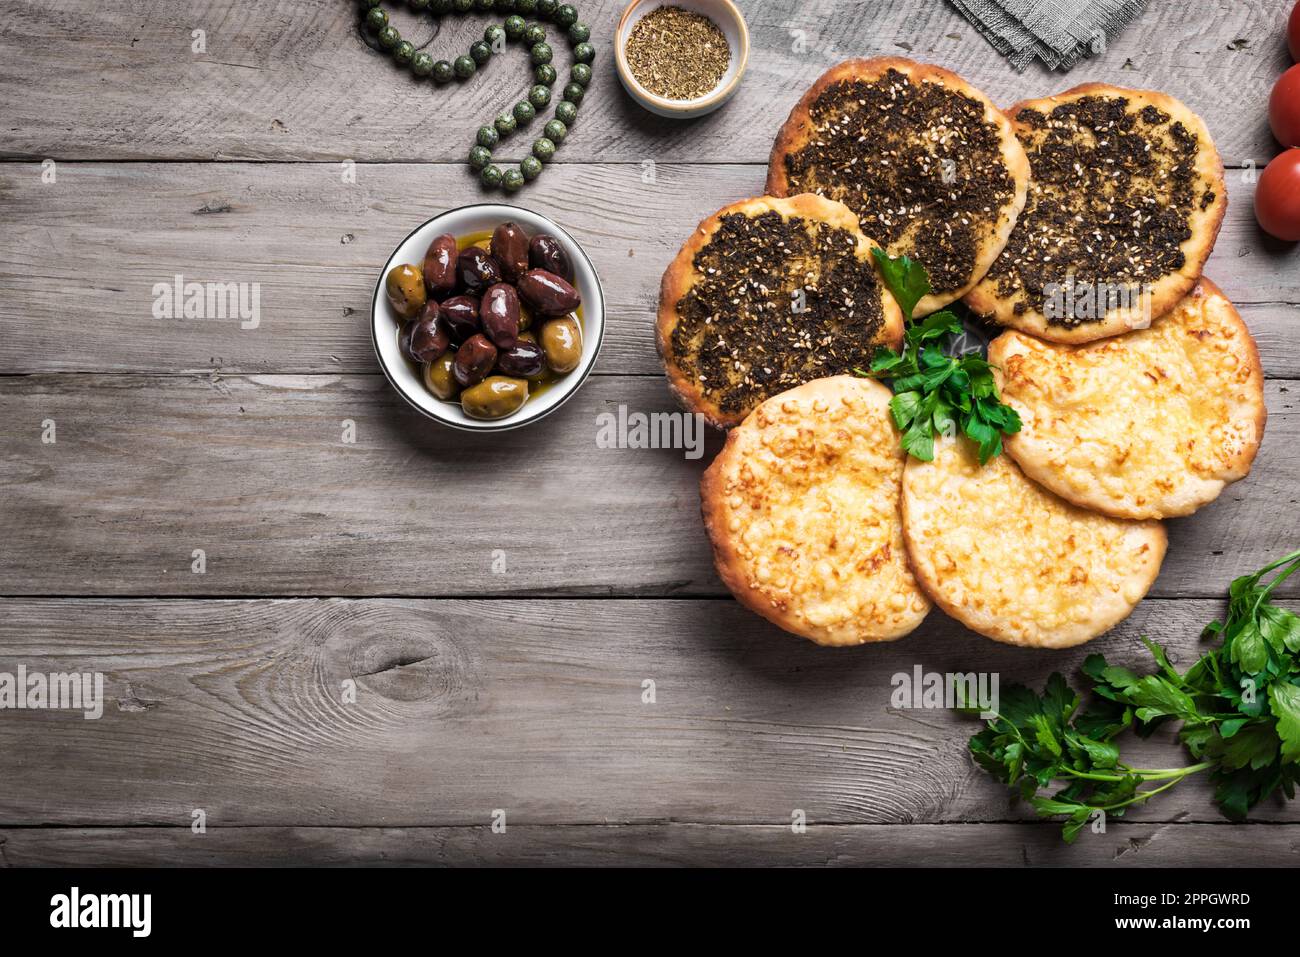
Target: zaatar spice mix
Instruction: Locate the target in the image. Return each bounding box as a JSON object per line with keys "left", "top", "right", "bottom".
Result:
{"left": 625, "top": 5, "right": 731, "bottom": 100}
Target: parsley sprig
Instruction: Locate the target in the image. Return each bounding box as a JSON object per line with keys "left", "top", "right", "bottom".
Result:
{"left": 967, "top": 549, "right": 1300, "bottom": 842}
{"left": 858, "top": 249, "right": 1020, "bottom": 464}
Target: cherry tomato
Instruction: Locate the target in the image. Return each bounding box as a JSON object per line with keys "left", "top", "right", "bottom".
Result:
{"left": 1291, "top": 0, "right": 1300, "bottom": 61}
{"left": 1270, "top": 64, "right": 1300, "bottom": 147}
{"left": 1255, "top": 149, "right": 1300, "bottom": 241}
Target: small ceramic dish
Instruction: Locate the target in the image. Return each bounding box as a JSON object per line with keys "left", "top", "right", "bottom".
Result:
{"left": 614, "top": 0, "right": 750, "bottom": 119}
{"left": 371, "top": 204, "right": 605, "bottom": 432}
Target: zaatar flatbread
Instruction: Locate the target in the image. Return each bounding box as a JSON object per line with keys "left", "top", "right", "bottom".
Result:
{"left": 658, "top": 193, "right": 904, "bottom": 429}
{"left": 964, "top": 84, "right": 1227, "bottom": 343}
{"left": 767, "top": 57, "right": 1030, "bottom": 316}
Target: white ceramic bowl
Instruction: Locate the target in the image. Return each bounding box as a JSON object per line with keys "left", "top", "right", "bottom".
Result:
{"left": 371, "top": 204, "right": 605, "bottom": 432}
{"left": 615, "top": 0, "right": 750, "bottom": 119}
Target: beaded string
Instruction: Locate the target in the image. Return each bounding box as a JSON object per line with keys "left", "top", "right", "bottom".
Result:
{"left": 358, "top": 0, "right": 594, "bottom": 191}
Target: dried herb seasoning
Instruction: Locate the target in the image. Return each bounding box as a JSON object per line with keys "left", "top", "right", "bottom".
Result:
{"left": 625, "top": 5, "right": 730, "bottom": 100}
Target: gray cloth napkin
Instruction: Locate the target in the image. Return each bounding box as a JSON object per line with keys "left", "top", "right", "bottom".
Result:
{"left": 949, "top": 0, "right": 1149, "bottom": 71}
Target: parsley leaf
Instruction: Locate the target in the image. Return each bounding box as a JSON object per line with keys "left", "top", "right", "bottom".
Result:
{"left": 858, "top": 249, "right": 1021, "bottom": 464}
{"left": 968, "top": 548, "right": 1300, "bottom": 839}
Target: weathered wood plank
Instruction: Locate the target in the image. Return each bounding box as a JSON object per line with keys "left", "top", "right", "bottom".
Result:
{"left": 0, "top": 163, "right": 1295, "bottom": 376}
{"left": 0, "top": 0, "right": 1288, "bottom": 164}
{"left": 0, "top": 375, "right": 1295, "bottom": 597}
{"left": 0, "top": 597, "right": 1298, "bottom": 828}
{"left": 1, "top": 823, "right": 1294, "bottom": 867}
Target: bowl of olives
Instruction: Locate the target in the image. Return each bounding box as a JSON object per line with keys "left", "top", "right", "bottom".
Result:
{"left": 372, "top": 204, "right": 605, "bottom": 430}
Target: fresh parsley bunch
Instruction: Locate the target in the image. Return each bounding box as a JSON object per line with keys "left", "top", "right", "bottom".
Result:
{"left": 859, "top": 249, "right": 1021, "bottom": 464}
{"left": 967, "top": 549, "right": 1300, "bottom": 842}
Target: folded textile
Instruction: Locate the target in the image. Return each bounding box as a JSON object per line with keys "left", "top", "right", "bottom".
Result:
{"left": 949, "top": 0, "right": 1149, "bottom": 72}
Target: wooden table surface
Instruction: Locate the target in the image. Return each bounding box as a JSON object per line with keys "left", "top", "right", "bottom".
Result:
{"left": 1, "top": 0, "right": 1298, "bottom": 867}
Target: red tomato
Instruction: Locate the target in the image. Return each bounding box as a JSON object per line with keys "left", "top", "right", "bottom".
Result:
{"left": 1255, "top": 149, "right": 1300, "bottom": 241}
{"left": 1271, "top": 64, "right": 1300, "bottom": 147}
{"left": 1291, "top": 0, "right": 1300, "bottom": 61}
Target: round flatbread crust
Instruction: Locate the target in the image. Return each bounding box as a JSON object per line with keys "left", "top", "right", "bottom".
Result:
{"left": 991, "top": 279, "right": 1265, "bottom": 519}
{"left": 658, "top": 193, "right": 904, "bottom": 429}
{"left": 701, "top": 375, "right": 931, "bottom": 646}
{"left": 901, "top": 436, "right": 1167, "bottom": 648}
{"left": 767, "top": 57, "right": 1029, "bottom": 316}
{"left": 964, "top": 84, "right": 1227, "bottom": 343}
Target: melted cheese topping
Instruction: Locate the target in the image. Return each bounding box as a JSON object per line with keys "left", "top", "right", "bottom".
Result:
{"left": 902, "top": 436, "right": 1165, "bottom": 647}
{"left": 993, "top": 285, "right": 1263, "bottom": 519}
{"left": 705, "top": 376, "right": 930, "bottom": 645}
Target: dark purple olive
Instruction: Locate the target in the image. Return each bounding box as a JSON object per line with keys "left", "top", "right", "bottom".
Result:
{"left": 528, "top": 234, "right": 572, "bottom": 281}
{"left": 440, "top": 295, "right": 481, "bottom": 343}
{"left": 517, "top": 268, "right": 581, "bottom": 317}
{"left": 398, "top": 319, "right": 417, "bottom": 362}
{"left": 453, "top": 333, "right": 498, "bottom": 388}
{"left": 481, "top": 283, "right": 521, "bottom": 350}
{"left": 490, "top": 222, "right": 530, "bottom": 283}
{"left": 457, "top": 247, "right": 502, "bottom": 294}
{"left": 496, "top": 340, "right": 545, "bottom": 378}
{"left": 422, "top": 233, "right": 458, "bottom": 299}
{"left": 407, "top": 304, "right": 450, "bottom": 363}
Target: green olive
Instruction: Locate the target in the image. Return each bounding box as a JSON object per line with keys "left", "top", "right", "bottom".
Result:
{"left": 540, "top": 316, "right": 582, "bottom": 374}
{"left": 519, "top": 301, "right": 535, "bottom": 332}
{"left": 385, "top": 263, "right": 427, "bottom": 319}
{"left": 424, "top": 353, "right": 460, "bottom": 400}
{"left": 461, "top": 376, "right": 529, "bottom": 419}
